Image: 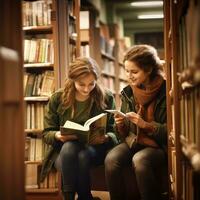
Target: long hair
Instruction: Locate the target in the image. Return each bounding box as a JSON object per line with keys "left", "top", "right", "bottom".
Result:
{"left": 123, "top": 44, "right": 163, "bottom": 80}
{"left": 61, "top": 57, "right": 106, "bottom": 116}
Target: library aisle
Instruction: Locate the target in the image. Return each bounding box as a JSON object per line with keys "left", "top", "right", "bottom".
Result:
{"left": 1, "top": 0, "right": 200, "bottom": 200}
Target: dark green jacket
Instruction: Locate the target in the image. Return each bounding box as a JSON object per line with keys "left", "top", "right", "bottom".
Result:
{"left": 40, "top": 89, "right": 117, "bottom": 182}
{"left": 117, "top": 81, "right": 167, "bottom": 150}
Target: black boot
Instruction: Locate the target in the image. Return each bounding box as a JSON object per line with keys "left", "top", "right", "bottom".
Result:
{"left": 63, "top": 192, "right": 75, "bottom": 200}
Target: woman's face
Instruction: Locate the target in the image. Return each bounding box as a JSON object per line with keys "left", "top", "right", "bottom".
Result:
{"left": 74, "top": 73, "right": 96, "bottom": 100}
{"left": 124, "top": 60, "right": 150, "bottom": 87}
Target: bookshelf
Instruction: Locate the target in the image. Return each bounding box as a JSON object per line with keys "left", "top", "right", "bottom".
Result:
{"left": 80, "top": 4, "right": 128, "bottom": 108}
{"left": 164, "top": 0, "right": 200, "bottom": 199}
{"left": 22, "top": 0, "right": 80, "bottom": 199}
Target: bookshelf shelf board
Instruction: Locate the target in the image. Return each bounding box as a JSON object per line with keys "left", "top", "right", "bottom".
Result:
{"left": 24, "top": 63, "right": 54, "bottom": 68}
{"left": 101, "top": 51, "right": 115, "bottom": 61}
{"left": 25, "top": 129, "right": 43, "bottom": 134}
{"left": 81, "top": 40, "right": 89, "bottom": 44}
{"left": 23, "top": 25, "right": 53, "bottom": 33}
{"left": 24, "top": 96, "right": 49, "bottom": 101}
{"left": 25, "top": 160, "right": 42, "bottom": 165}
{"left": 26, "top": 188, "right": 59, "bottom": 194}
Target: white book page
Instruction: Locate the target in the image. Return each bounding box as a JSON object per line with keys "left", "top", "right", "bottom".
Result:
{"left": 105, "top": 109, "right": 126, "bottom": 117}
{"left": 84, "top": 113, "right": 107, "bottom": 128}
{"left": 63, "top": 120, "right": 88, "bottom": 131}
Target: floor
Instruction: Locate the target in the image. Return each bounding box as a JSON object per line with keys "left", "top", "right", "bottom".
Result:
{"left": 91, "top": 191, "right": 110, "bottom": 200}
{"left": 75, "top": 191, "right": 110, "bottom": 200}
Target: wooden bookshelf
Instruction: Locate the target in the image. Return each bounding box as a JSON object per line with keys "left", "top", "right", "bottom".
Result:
{"left": 164, "top": 0, "right": 200, "bottom": 199}
{"left": 22, "top": 0, "right": 80, "bottom": 199}
{"left": 80, "top": 5, "right": 128, "bottom": 109}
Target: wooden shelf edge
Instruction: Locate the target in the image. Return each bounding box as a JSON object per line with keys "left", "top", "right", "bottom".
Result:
{"left": 24, "top": 96, "right": 50, "bottom": 101}
{"left": 26, "top": 188, "right": 59, "bottom": 194}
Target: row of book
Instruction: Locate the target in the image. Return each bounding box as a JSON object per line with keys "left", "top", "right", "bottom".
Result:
{"left": 80, "top": 44, "right": 90, "bottom": 57}
{"left": 101, "top": 76, "right": 115, "bottom": 93}
{"left": 102, "top": 58, "right": 115, "bottom": 76}
{"left": 119, "top": 65, "right": 127, "bottom": 80}
{"left": 24, "top": 38, "right": 54, "bottom": 64}
{"left": 25, "top": 102, "right": 45, "bottom": 130}
{"left": 25, "top": 137, "right": 43, "bottom": 162}
{"left": 24, "top": 71, "right": 55, "bottom": 97}
{"left": 22, "top": 0, "right": 52, "bottom": 27}
{"left": 25, "top": 163, "right": 59, "bottom": 189}
{"left": 180, "top": 88, "right": 200, "bottom": 149}
{"left": 100, "top": 36, "right": 115, "bottom": 57}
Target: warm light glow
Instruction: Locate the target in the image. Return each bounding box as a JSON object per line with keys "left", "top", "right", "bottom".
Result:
{"left": 131, "top": 1, "right": 163, "bottom": 7}
{"left": 137, "top": 14, "right": 164, "bottom": 19}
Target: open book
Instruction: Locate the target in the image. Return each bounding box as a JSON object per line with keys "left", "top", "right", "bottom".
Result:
{"left": 105, "top": 109, "right": 126, "bottom": 117}
{"left": 60, "top": 113, "right": 107, "bottom": 144}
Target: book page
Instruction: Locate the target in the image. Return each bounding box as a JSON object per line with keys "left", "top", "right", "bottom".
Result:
{"left": 63, "top": 120, "right": 88, "bottom": 131}
{"left": 105, "top": 109, "right": 126, "bottom": 117}
{"left": 84, "top": 113, "right": 107, "bottom": 128}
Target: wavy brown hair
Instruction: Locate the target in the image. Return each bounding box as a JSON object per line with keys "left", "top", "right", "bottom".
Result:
{"left": 61, "top": 57, "right": 106, "bottom": 116}
{"left": 123, "top": 44, "right": 163, "bottom": 80}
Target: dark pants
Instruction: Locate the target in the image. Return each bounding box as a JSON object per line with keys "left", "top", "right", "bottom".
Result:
{"left": 55, "top": 140, "right": 113, "bottom": 200}
{"left": 105, "top": 142, "right": 166, "bottom": 200}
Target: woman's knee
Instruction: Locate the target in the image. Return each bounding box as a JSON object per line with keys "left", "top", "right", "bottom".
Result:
{"left": 105, "top": 147, "right": 125, "bottom": 173}
{"left": 60, "top": 141, "right": 79, "bottom": 160}
{"left": 78, "top": 150, "right": 90, "bottom": 168}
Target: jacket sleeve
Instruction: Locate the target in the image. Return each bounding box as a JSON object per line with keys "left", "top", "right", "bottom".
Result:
{"left": 147, "top": 95, "right": 167, "bottom": 147}
{"left": 148, "top": 122, "right": 167, "bottom": 147}
{"left": 42, "top": 92, "right": 61, "bottom": 146}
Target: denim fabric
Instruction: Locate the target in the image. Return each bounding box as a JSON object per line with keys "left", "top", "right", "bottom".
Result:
{"left": 55, "top": 140, "right": 114, "bottom": 200}
{"left": 105, "top": 142, "right": 166, "bottom": 200}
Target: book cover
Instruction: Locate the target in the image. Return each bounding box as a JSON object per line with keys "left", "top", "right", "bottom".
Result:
{"left": 60, "top": 113, "right": 107, "bottom": 144}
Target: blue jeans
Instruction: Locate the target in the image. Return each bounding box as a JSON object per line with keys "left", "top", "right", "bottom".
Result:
{"left": 105, "top": 142, "right": 166, "bottom": 200}
{"left": 55, "top": 140, "right": 113, "bottom": 200}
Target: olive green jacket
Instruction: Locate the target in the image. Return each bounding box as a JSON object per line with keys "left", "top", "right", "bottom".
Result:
{"left": 117, "top": 82, "right": 167, "bottom": 150}
{"left": 40, "top": 89, "right": 117, "bottom": 182}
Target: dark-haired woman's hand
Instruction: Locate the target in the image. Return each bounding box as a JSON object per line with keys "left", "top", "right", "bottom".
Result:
{"left": 126, "top": 112, "right": 146, "bottom": 128}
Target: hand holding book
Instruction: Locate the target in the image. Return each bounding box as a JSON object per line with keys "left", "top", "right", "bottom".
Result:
{"left": 106, "top": 109, "right": 149, "bottom": 129}
{"left": 55, "top": 131, "right": 78, "bottom": 143}
{"left": 60, "top": 113, "right": 107, "bottom": 144}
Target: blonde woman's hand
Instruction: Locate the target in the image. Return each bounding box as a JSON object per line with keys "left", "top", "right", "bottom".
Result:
{"left": 55, "top": 131, "right": 78, "bottom": 143}
{"left": 89, "top": 133, "right": 109, "bottom": 145}
{"left": 114, "top": 113, "right": 125, "bottom": 126}
{"left": 126, "top": 112, "right": 146, "bottom": 129}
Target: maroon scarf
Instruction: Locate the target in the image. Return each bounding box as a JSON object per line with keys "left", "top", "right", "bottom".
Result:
{"left": 132, "top": 75, "right": 164, "bottom": 147}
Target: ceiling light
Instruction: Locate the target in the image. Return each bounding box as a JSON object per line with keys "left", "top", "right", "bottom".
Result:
{"left": 137, "top": 14, "right": 164, "bottom": 19}
{"left": 131, "top": 1, "right": 163, "bottom": 7}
